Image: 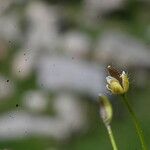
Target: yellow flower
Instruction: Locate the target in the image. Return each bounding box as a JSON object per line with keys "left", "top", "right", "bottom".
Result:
{"left": 99, "top": 95, "right": 113, "bottom": 125}
{"left": 106, "top": 66, "right": 129, "bottom": 94}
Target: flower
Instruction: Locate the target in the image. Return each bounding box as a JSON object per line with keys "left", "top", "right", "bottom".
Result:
{"left": 106, "top": 65, "right": 129, "bottom": 94}
{"left": 99, "top": 94, "right": 113, "bottom": 125}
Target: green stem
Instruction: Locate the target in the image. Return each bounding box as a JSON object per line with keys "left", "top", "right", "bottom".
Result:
{"left": 121, "top": 94, "right": 147, "bottom": 150}
{"left": 106, "top": 124, "right": 118, "bottom": 150}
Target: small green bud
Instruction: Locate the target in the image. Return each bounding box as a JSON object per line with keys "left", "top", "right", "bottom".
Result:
{"left": 99, "top": 95, "right": 113, "bottom": 126}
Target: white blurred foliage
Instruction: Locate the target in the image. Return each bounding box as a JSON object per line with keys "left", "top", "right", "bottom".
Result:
{"left": 54, "top": 93, "right": 86, "bottom": 131}
{"left": 0, "top": 0, "right": 13, "bottom": 15}
{"left": 85, "top": 0, "right": 124, "bottom": 13}
{"left": 12, "top": 49, "right": 36, "bottom": 79}
{"left": 12, "top": 1, "right": 61, "bottom": 79}
{"left": 0, "top": 0, "right": 26, "bottom": 15}
{"left": 94, "top": 31, "right": 150, "bottom": 67}
{"left": 61, "top": 31, "right": 91, "bottom": 58}
{"left": 25, "top": 1, "right": 59, "bottom": 51}
{"left": 0, "top": 75, "right": 15, "bottom": 100}
{"left": 36, "top": 56, "right": 105, "bottom": 96}
{"left": 0, "top": 93, "right": 87, "bottom": 140}
{"left": 83, "top": 0, "right": 125, "bottom": 24}
{"left": 23, "top": 90, "right": 48, "bottom": 113}
{"left": 0, "top": 12, "right": 21, "bottom": 42}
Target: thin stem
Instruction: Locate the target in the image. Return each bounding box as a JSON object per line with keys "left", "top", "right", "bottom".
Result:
{"left": 121, "top": 94, "right": 147, "bottom": 150}
{"left": 106, "top": 124, "right": 118, "bottom": 150}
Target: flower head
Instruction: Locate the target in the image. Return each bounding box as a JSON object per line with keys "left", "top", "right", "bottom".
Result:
{"left": 106, "top": 65, "right": 129, "bottom": 94}
{"left": 99, "top": 94, "right": 113, "bottom": 126}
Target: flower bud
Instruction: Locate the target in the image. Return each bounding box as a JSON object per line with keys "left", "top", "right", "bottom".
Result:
{"left": 106, "top": 66, "right": 129, "bottom": 94}
{"left": 99, "top": 95, "right": 113, "bottom": 126}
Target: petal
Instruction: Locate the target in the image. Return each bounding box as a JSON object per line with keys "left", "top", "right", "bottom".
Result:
{"left": 109, "top": 81, "right": 124, "bottom": 94}
{"left": 106, "top": 76, "right": 113, "bottom": 84}
{"left": 121, "top": 71, "right": 129, "bottom": 93}
{"left": 106, "top": 84, "right": 111, "bottom": 91}
{"left": 106, "top": 76, "right": 118, "bottom": 84}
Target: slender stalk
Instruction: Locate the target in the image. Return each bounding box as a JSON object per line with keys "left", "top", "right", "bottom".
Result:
{"left": 106, "top": 124, "right": 118, "bottom": 150}
{"left": 121, "top": 94, "right": 147, "bottom": 150}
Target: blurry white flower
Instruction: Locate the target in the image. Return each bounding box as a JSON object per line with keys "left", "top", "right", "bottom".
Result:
{"left": 94, "top": 31, "right": 150, "bottom": 67}
{"left": 83, "top": 0, "right": 124, "bottom": 25}
{"left": 54, "top": 93, "right": 86, "bottom": 131}
{"left": 61, "top": 31, "right": 91, "bottom": 58}
{"left": 25, "top": 1, "right": 59, "bottom": 51}
{"left": 0, "top": 93, "right": 87, "bottom": 140}
{"left": 11, "top": 49, "right": 36, "bottom": 79}
{"left": 0, "top": 12, "right": 21, "bottom": 42}
{"left": 0, "top": 75, "right": 15, "bottom": 100}
{"left": 23, "top": 90, "right": 48, "bottom": 113}
{"left": 36, "top": 56, "right": 105, "bottom": 96}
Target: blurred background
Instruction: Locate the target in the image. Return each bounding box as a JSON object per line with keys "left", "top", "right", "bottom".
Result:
{"left": 0, "top": 0, "right": 150, "bottom": 149}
